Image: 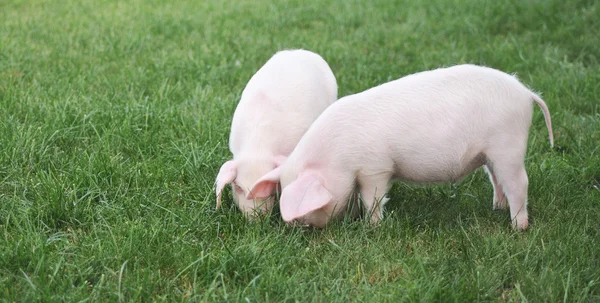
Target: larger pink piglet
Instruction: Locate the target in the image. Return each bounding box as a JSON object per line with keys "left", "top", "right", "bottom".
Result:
{"left": 215, "top": 50, "right": 337, "bottom": 218}
{"left": 249, "top": 64, "right": 553, "bottom": 229}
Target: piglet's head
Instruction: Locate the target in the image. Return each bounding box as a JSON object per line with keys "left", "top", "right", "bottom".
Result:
{"left": 251, "top": 170, "right": 335, "bottom": 228}
{"left": 280, "top": 174, "right": 335, "bottom": 228}
{"left": 215, "top": 155, "right": 286, "bottom": 218}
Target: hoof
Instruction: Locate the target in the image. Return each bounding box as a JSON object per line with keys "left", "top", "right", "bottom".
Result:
{"left": 493, "top": 198, "right": 509, "bottom": 210}
{"left": 512, "top": 217, "right": 529, "bottom": 231}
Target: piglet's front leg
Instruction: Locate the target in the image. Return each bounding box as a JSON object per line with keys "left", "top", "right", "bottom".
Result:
{"left": 358, "top": 173, "right": 392, "bottom": 224}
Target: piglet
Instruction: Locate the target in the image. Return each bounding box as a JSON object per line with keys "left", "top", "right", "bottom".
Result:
{"left": 215, "top": 49, "right": 337, "bottom": 218}
{"left": 248, "top": 64, "right": 553, "bottom": 229}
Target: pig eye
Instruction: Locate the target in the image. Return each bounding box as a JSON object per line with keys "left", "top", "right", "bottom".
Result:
{"left": 233, "top": 184, "right": 244, "bottom": 194}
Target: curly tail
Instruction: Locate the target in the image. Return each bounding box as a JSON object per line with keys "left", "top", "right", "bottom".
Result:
{"left": 532, "top": 94, "right": 554, "bottom": 148}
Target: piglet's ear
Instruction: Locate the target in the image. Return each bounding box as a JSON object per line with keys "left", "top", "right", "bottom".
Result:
{"left": 215, "top": 160, "right": 237, "bottom": 209}
{"left": 280, "top": 174, "right": 332, "bottom": 222}
{"left": 246, "top": 167, "right": 281, "bottom": 200}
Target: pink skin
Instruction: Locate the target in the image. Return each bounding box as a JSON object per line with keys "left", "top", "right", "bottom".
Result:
{"left": 215, "top": 157, "right": 282, "bottom": 217}
{"left": 215, "top": 49, "right": 337, "bottom": 218}
{"left": 249, "top": 64, "right": 553, "bottom": 230}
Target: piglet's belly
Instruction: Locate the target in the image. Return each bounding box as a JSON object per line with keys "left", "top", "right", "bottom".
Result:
{"left": 391, "top": 151, "right": 486, "bottom": 184}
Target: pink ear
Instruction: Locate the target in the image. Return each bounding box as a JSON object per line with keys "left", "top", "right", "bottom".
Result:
{"left": 247, "top": 167, "right": 281, "bottom": 200}
{"left": 280, "top": 174, "right": 333, "bottom": 222}
{"left": 215, "top": 160, "right": 237, "bottom": 209}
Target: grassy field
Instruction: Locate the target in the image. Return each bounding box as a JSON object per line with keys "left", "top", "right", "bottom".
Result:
{"left": 1, "top": 0, "right": 599, "bottom": 301}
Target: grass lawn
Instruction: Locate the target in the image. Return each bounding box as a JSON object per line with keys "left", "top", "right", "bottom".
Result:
{"left": 1, "top": 0, "right": 599, "bottom": 301}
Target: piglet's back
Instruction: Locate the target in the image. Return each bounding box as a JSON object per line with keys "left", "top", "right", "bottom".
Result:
{"left": 229, "top": 50, "right": 338, "bottom": 156}
{"left": 289, "top": 64, "right": 537, "bottom": 169}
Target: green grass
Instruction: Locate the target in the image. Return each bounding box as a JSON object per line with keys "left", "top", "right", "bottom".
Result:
{"left": 1, "top": 0, "right": 599, "bottom": 301}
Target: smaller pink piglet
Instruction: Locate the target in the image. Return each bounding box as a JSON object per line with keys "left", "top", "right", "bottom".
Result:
{"left": 215, "top": 49, "right": 337, "bottom": 218}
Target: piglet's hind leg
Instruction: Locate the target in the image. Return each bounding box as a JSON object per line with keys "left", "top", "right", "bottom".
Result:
{"left": 487, "top": 159, "right": 529, "bottom": 230}
{"left": 484, "top": 165, "right": 508, "bottom": 210}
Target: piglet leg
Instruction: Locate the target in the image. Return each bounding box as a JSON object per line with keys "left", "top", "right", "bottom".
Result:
{"left": 487, "top": 160, "right": 529, "bottom": 230}
{"left": 484, "top": 165, "right": 508, "bottom": 210}
{"left": 358, "top": 173, "right": 392, "bottom": 224}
